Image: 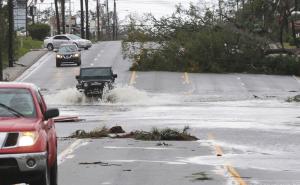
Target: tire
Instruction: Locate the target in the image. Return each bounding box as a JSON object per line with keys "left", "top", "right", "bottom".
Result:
{"left": 84, "top": 47, "right": 88, "bottom": 50}
{"left": 50, "top": 159, "right": 58, "bottom": 185}
{"left": 31, "top": 163, "right": 50, "bottom": 185}
{"left": 56, "top": 61, "right": 61, "bottom": 67}
{"left": 47, "top": 44, "right": 54, "bottom": 51}
{"left": 77, "top": 60, "right": 81, "bottom": 66}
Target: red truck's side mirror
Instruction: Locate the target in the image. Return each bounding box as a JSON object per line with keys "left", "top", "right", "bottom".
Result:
{"left": 76, "top": 75, "right": 79, "bottom": 80}
{"left": 113, "top": 74, "right": 118, "bottom": 78}
{"left": 45, "top": 108, "right": 59, "bottom": 120}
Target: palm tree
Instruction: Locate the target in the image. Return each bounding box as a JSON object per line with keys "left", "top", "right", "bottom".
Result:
{"left": 54, "top": 0, "right": 61, "bottom": 34}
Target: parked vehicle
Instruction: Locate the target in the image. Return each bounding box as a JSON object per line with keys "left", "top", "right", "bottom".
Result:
{"left": 0, "top": 83, "right": 59, "bottom": 185}
{"left": 56, "top": 44, "right": 82, "bottom": 67}
{"left": 44, "top": 34, "right": 92, "bottom": 51}
{"left": 76, "top": 67, "right": 118, "bottom": 97}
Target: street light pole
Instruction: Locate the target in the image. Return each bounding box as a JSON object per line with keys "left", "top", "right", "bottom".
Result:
{"left": 8, "top": 0, "right": 14, "bottom": 67}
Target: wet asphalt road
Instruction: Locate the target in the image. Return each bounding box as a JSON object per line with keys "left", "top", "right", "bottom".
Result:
{"left": 17, "top": 41, "right": 300, "bottom": 185}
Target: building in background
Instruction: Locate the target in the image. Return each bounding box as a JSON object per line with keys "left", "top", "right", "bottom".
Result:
{"left": 49, "top": 15, "right": 77, "bottom": 36}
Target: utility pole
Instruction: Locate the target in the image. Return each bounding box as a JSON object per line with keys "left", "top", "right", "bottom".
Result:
{"left": 8, "top": 0, "right": 14, "bottom": 67}
{"left": 54, "top": 0, "right": 61, "bottom": 34}
{"left": 85, "top": 0, "right": 89, "bottom": 40}
{"left": 113, "top": 0, "right": 116, "bottom": 40}
{"left": 218, "top": 0, "right": 223, "bottom": 21}
{"left": 80, "top": 0, "right": 85, "bottom": 38}
{"left": 31, "top": 6, "right": 35, "bottom": 24}
{"left": 68, "top": 0, "right": 72, "bottom": 33}
{"left": 0, "top": 2, "right": 3, "bottom": 81}
{"left": 96, "top": 0, "right": 100, "bottom": 41}
{"left": 106, "top": 0, "right": 109, "bottom": 40}
{"left": 61, "top": 0, "right": 66, "bottom": 34}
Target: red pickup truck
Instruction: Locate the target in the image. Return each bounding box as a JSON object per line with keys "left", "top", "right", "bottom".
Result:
{"left": 0, "top": 83, "right": 59, "bottom": 185}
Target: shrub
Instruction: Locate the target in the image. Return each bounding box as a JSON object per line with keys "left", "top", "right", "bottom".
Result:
{"left": 28, "top": 23, "right": 50, "bottom": 40}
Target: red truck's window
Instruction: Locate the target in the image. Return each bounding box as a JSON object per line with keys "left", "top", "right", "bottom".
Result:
{"left": 0, "top": 88, "right": 36, "bottom": 118}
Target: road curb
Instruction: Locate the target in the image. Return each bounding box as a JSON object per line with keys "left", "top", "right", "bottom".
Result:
{"left": 3, "top": 50, "right": 48, "bottom": 81}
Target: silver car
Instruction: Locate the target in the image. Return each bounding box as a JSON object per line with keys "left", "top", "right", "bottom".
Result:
{"left": 44, "top": 34, "right": 92, "bottom": 51}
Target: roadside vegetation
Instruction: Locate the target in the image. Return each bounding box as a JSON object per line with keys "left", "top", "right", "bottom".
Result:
{"left": 69, "top": 126, "right": 198, "bottom": 141}
{"left": 122, "top": 1, "right": 300, "bottom": 75}
{"left": 0, "top": 37, "right": 43, "bottom": 67}
{"left": 0, "top": 5, "right": 43, "bottom": 68}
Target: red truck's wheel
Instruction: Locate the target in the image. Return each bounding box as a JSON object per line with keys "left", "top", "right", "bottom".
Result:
{"left": 50, "top": 159, "right": 58, "bottom": 185}
{"left": 31, "top": 158, "right": 50, "bottom": 185}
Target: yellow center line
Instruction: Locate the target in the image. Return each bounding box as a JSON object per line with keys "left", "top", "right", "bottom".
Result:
{"left": 129, "top": 71, "right": 137, "bottom": 86}
{"left": 184, "top": 72, "right": 190, "bottom": 84}
{"left": 208, "top": 133, "right": 248, "bottom": 185}
{"left": 208, "top": 133, "right": 223, "bottom": 157}
{"left": 226, "top": 165, "right": 248, "bottom": 185}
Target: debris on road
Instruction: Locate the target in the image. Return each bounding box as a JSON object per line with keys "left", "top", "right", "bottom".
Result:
{"left": 54, "top": 116, "right": 84, "bottom": 122}
{"left": 123, "top": 169, "right": 132, "bottom": 172}
{"left": 287, "top": 95, "right": 300, "bottom": 102}
{"left": 122, "top": 127, "right": 198, "bottom": 141}
{"left": 156, "top": 142, "right": 171, "bottom": 146}
{"left": 79, "top": 161, "right": 122, "bottom": 166}
{"left": 186, "top": 172, "right": 213, "bottom": 181}
{"left": 69, "top": 126, "right": 198, "bottom": 141}
{"left": 69, "top": 127, "right": 110, "bottom": 138}
{"left": 109, "top": 126, "right": 126, "bottom": 133}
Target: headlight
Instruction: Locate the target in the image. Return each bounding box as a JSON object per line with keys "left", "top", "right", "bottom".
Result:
{"left": 74, "top": 53, "right": 80, "bottom": 57}
{"left": 18, "top": 132, "right": 38, "bottom": 147}
{"left": 56, "top": 54, "right": 63, "bottom": 58}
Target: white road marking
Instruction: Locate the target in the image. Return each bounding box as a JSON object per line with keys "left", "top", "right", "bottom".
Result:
{"left": 106, "top": 159, "right": 187, "bottom": 165}
{"left": 15, "top": 140, "right": 84, "bottom": 185}
{"left": 104, "top": 146, "right": 177, "bottom": 150}
{"left": 16, "top": 52, "right": 53, "bottom": 82}
{"left": 58, "top": 139, "right": 84, "bottom": 165}
{"left": 293, "top": 75, "right": 300, "bottom": 84}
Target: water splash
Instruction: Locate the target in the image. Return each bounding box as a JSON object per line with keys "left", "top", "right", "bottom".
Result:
{"left": 44, "top": 88, "right": 87, "bottom": 105}
{"left": 44, "top": 85, "right": 180, "bottom": 106}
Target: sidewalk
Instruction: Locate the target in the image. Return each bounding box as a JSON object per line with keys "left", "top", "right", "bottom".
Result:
{"left": 3, "top": 49, "right": 48, "bottom": 81}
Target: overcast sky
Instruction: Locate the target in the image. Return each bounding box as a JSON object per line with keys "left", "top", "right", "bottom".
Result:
{"left": 37, "top": 0, "right": 218, "bottom": 21}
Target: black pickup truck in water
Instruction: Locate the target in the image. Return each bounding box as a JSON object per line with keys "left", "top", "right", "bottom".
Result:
{"left": 76, "top": 67, "right": 117, "bottom": 97}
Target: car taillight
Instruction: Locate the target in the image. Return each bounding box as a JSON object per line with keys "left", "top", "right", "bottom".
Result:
{"left": 4, "top": 133, "right": 19, "bottom": 147}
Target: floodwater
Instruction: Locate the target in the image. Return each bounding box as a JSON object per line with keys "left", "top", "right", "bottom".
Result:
{"left": 45, "top": 85, "right": 300, "bottom": 179}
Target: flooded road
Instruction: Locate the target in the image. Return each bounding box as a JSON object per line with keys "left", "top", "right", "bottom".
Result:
{"left": 18, "top": 41, "right": 300, "bottom": 185}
